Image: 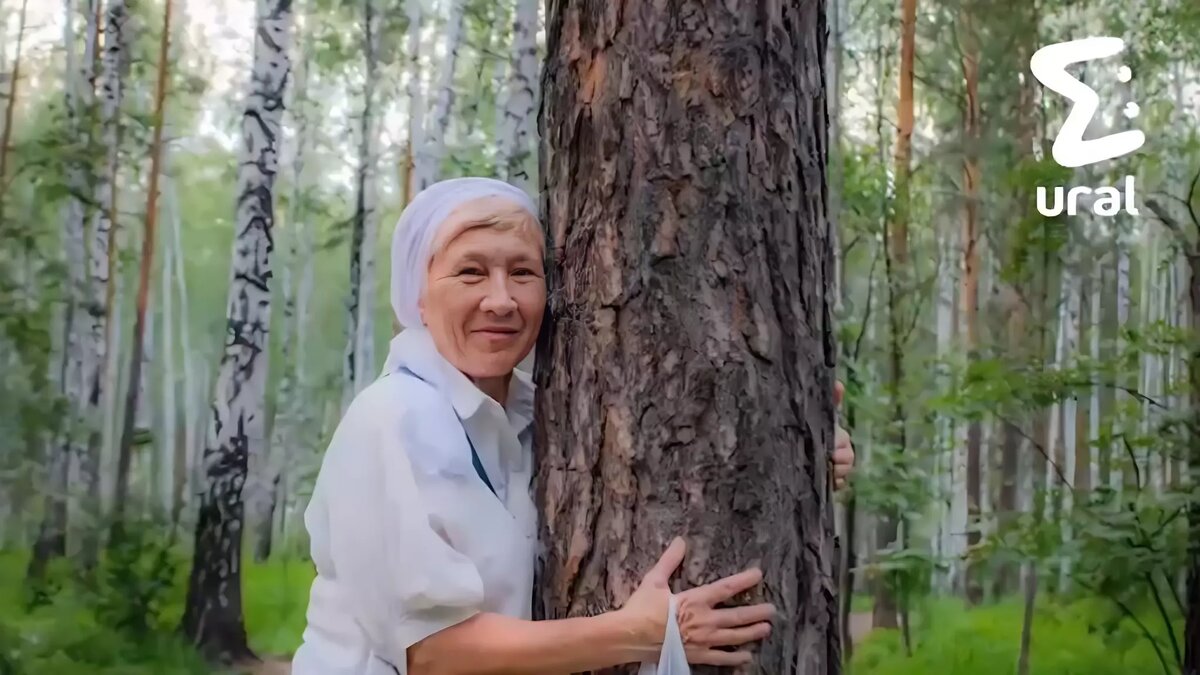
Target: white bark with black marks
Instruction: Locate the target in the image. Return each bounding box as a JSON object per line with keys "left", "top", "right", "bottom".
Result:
{"left": 497, "top": 0, "right": 537, "bottom": 191}
{"left": 180, "top": 0, "right": 292, "bottom": 660}
{"left": 79, "top": 0, "right": 129, "bottom": 566}
{"left": 413, "top": 0, "right": 464, "bottom": 192}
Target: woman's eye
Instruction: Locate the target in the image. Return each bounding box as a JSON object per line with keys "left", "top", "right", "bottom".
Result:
{"left": 458, "top": 267, "right": 485, "bottom": 277}
{"left": 513, "top": 268, "right": 534, "bottom": 276}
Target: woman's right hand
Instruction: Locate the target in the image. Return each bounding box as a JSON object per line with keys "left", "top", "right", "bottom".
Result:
{"left": 618, "top": 537, "right": 776, "bottom": 667}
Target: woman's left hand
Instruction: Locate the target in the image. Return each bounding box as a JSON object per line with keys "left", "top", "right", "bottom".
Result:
{"left": 833, "top": 381, "right": 855, "bottom": 491}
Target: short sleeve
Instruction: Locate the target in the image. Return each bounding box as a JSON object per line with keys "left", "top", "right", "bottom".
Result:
{"left": 321, "top": 384, "right": 486, "bottom": 667}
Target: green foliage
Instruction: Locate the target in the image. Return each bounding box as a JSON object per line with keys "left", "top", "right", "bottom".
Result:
{"left": 851, "top": 597, "right": 1175, "bottom": 675}
{"left": 0, "top": 549, "right": 314, "bottom": 672}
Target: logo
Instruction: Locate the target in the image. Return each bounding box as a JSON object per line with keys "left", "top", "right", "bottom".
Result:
{"left": 1029, "top": 37, "right": 1143, "bottom": 217}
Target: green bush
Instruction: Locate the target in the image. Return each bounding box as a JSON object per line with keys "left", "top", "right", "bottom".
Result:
{"left": 0, "top": 546, "right": 314, "bottom": 673}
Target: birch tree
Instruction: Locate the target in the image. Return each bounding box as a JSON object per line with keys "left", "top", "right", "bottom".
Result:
{"left": 343, "top": 0, "right": 381, "bottom": 409}
{"left": 496, "top": 0, "right": 536, "bottom": 191}
{"left": 180, "top": 0, "right": 293, "bottom": 660}
{"left": 413, "top": 0, "right": 464, "bottom": 191}
{"left": 80, "top": 0, "right": 130, "bottom": 568}
{"left": 29, "top": 0, "right": 98, "bottom": 579}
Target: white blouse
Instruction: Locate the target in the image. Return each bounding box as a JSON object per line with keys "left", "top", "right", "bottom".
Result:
{"left": 292, "top": 328, "right": 540, "bottom": 675}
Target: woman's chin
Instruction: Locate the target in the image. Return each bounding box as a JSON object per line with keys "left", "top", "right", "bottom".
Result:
{"left": 461, "top": 351, "right": 527, "bottom": 379}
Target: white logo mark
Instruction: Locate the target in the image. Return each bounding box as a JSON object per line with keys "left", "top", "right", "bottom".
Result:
{"left": 1029, "top": 37, "right": 1145, "bottom": 168}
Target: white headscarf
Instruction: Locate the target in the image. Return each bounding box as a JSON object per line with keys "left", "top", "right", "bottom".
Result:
{"left": 382, "top": 177, "right": 539, "bottom": 375}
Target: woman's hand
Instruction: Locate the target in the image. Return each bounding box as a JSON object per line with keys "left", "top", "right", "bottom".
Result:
{"left": 618, "top": 537, "right": 776, "bottom": 667}
{"left": 833, "top": 380, "right": 855, "bottom": 490}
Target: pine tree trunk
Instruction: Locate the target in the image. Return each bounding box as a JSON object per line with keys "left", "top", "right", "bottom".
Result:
{"left": 112, "top": 0, "right": 172, "bottom": 532}
{"left": 875, "top": 0, "right": 916, "bottom": 627}
{"left": 960, "top": 2, "right": 981, "bottom": 603}
{"left": 180, "top": 0, "right": 292, "bottom": 661}
{"left": 0, "top": 0, "right": 28, "bottom": 218}
{"left": 497, "top": 0, "right": 537, "bottom": 190}
{"left": 535, "top": 2, "right": 842, "bottom": 672}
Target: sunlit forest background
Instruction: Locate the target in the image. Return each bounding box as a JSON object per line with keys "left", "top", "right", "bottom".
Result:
{"left": 0, "top": 0, "right": 1198, "bottom": 672}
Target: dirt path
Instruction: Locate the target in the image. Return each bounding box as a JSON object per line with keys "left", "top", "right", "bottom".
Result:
{"left": 848, "top": 611, "right": 875, "bottom": 646}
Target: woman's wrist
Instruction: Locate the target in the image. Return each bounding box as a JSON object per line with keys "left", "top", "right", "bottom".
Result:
{"left": 605, "top": 605, "right": 664, "bottom": 663}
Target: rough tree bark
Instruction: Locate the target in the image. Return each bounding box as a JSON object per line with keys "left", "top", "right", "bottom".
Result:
{"left": 180, "top": 0, "right": 292, "bottom": 662}
{"left": 535, "top": 2, "right": 841, "bottom": 673}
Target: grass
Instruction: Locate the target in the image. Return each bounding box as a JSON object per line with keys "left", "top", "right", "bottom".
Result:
{"left": 850, "top": 595, "right": 1181, "bottom": 675}
{"left": 1, "top": 548, "right": 1185, "bottom": 674}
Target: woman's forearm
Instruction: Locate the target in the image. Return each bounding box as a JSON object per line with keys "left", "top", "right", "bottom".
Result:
{"left": 406, "top": 609, "right": 656, "bottom": 675}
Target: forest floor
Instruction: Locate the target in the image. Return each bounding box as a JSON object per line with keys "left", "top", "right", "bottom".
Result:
{"left": 848, "top": 610, "right": 875, "bottom": 644}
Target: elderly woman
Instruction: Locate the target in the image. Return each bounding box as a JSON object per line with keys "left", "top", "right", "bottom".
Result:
{"left": 292, "top": 178, "right": 856, "bottom": 675}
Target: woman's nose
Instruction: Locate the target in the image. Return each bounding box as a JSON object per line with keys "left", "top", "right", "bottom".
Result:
{"left": 479, "top": 272, "right": 518, "bottom": 314}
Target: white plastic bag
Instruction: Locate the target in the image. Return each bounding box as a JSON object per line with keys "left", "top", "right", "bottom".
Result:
{"left": 638, "top": 594, "right": 691, "bottom": 675}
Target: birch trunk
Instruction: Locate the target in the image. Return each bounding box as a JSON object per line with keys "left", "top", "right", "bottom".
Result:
{"left": 1059, "top": 264, "right": 1080, "bottom": 588}
{"left": 497, "top": 0, "right": 537, "bottom": 191}
{"left": 166, "top": 175, "right": 197, "bottom": 512}
{"left": 1088, "top": 259, "right": 1102, "bottom": 494}
{"left": 1140, "top": 230, "right": 1160, "bottom": 493}
{"left": 414, "top": 0, "right": 463, "bottom": 191}
{"left": 934, "top": 218, "right": 956, "bottom": 594}
{"left": 344, "top": 0, "right": 380, "bottom": 408}
{"left": 1044, "top": 269, "right": 1069, "bottom": 529}
{"left": 30, "top": 0, "right": 97, "bottom": 578}
{"left": 1111, "top": 241, "right": 1131, "bottom": 493}
{"left": 80, "top": 0, "right": 130, "bottom": 568}
{"left": 256, "top": 28, "right": 313, "bottom": 563}
{"left": 180, "top": 0, "right": 292, "bottom": 660}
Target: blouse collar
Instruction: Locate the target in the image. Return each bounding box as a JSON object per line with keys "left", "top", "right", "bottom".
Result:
{"left": 384, "top": 327, "right": 536, "bottom": 433}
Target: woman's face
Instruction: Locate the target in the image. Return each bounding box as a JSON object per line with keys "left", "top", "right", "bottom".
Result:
{"left": 420, "top": 196, "right": 546, "bottom": 379}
